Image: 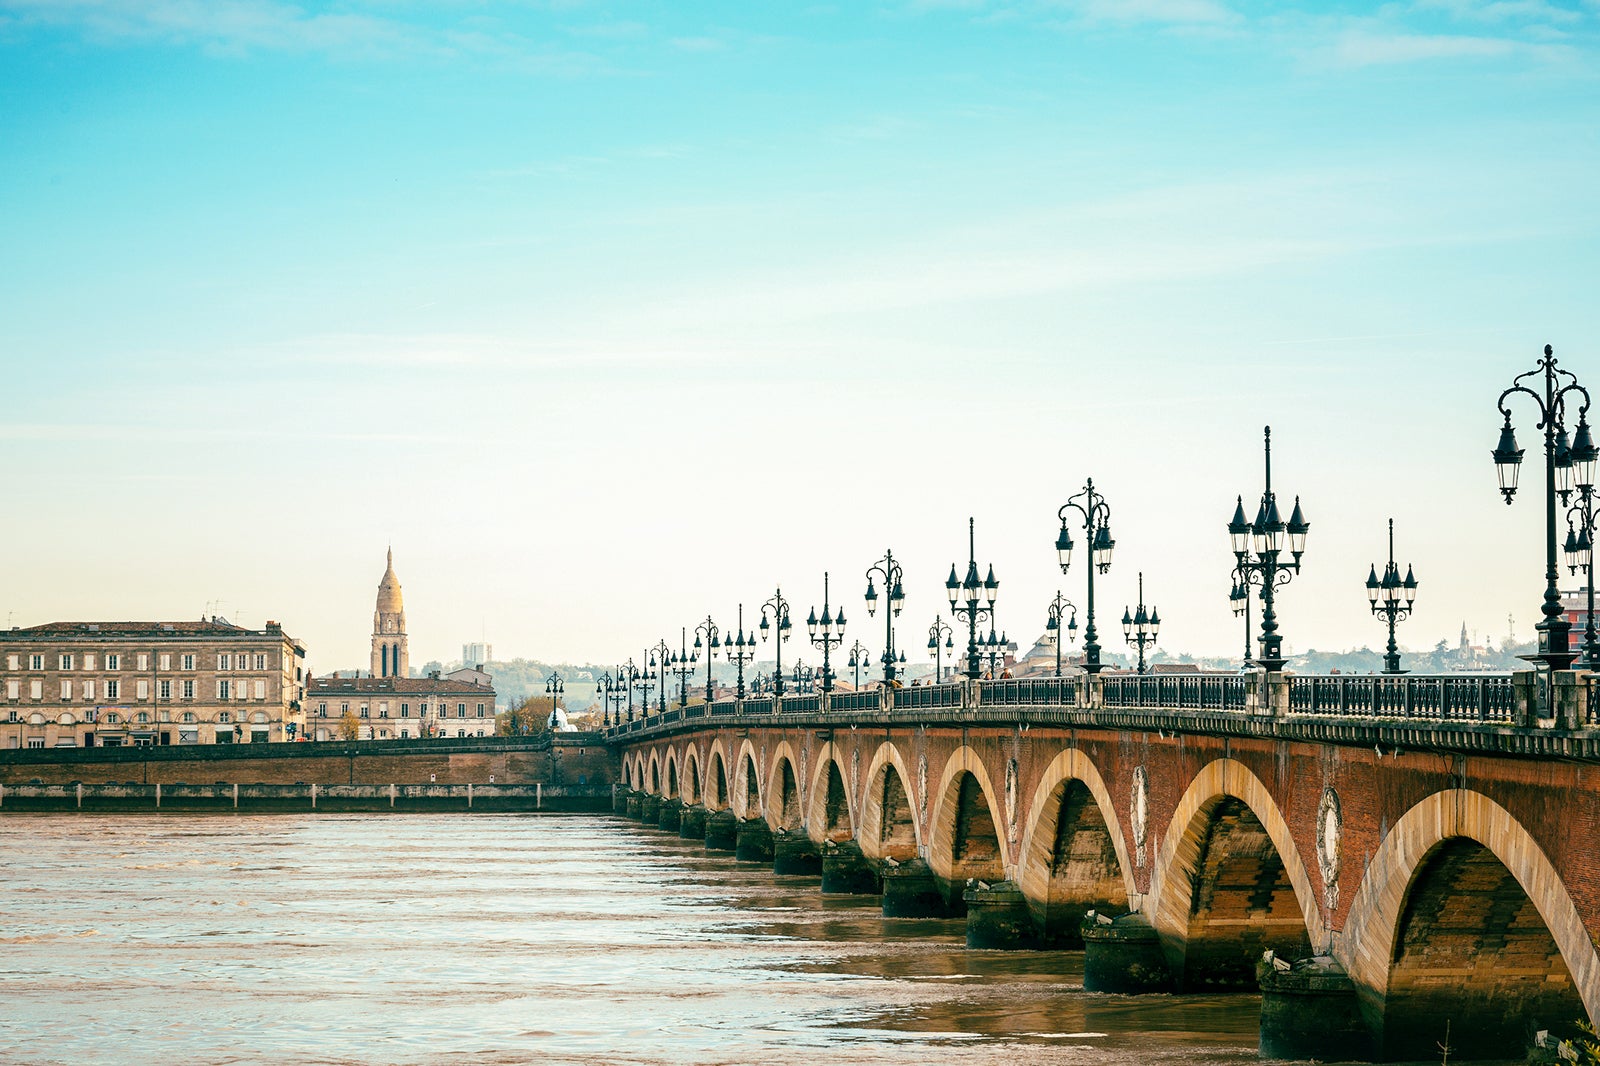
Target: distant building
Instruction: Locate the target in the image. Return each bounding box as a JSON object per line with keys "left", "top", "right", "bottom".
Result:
{"left": 462, "top": 642, "right": 492, "bottom": 669}
{"left": 304, "top": 673, "right": 496, "bottom": 741}
{"left": 0, "top": 619, "right": 307, "bottom": 748}
{"left": 372, "top": 548, "right": 409, "bottom": 679}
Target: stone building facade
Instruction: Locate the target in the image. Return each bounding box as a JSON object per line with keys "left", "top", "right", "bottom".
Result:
{"left": 304, "top": 675, "right": 498, "bottom": 741}
{"left": 0, "top": 619, "right": 307, "bottom": 748}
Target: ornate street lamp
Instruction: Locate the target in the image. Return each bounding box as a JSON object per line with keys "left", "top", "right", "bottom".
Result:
{"left": 864, "top": 549, "right": 907, "bottom": 683}
{"left": 927, "top": 616, "right": 954, "bottom": 684}
{"left": 1056, "top": 480, "right": 1114, "bottom": 674}
{"left": 846, "top": 640, "right": 871, "bottom": 689}
{"left": 1122, "top": 573, "right": 1160, "bottom": 675}
{"left": 1228, "top": 568, "right": 1253, "bottom": 668}
{"left": 665, "top": 627, "right": 696, "bottom": 709}
{"left": 631, "top": 653, "right": 656, "bottom": 712}
{"left": 598, "top": 670, "right": 627, "bottom": 727}
{"left": 620, "top": 658, "right": 639, "bottom": 721}
{"left": 947, "top": 518, "right": 998, "bottom": 680}
{"left": 1365, "top": 520, "right": 1418, "bottom": 675}
{"left": 544, "top": 672, "right": 565, "bottom": 730}
{"left": 750, "top": 671, "right": 768, "bottom": 696}
{"left": 758, "top": 588, "right": 793, "bottom": 697}
{"left": 1045, "top": 591, "right": 1078, "bottom": 678}
{"left": 980, "top": 625, "right": 1008, "bottom": 678}
{"left": 1495, "top": 344, "right": 1592, "bottom": 669}
{"left": 1566, "top": 433, "right": 1600, "bottom": 669}
{"left": 790, "top": 659, "right": 816, "bottom": 692}
{"left": 693, "top": 616, "right": 721, "bottom": 702}
{"left": 724, "top": 605, "right": 757, "bottom": 699}
{"left": 1228, "top": 427, "right": 1309, "bottom": 672}
{"left": 647, "top": 638, "right": 671, "bottom": 713}
{"left": 807, "top": 573, "right": 846, "bottom": 693}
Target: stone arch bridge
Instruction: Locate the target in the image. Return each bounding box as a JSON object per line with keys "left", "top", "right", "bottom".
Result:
{"left": 608, "top": 671, "right": 1600, "bottom": 1062}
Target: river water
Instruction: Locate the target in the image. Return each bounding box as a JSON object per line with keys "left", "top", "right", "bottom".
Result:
{"left": 0, "top": 813, "right": 1330, "bottom": 1065}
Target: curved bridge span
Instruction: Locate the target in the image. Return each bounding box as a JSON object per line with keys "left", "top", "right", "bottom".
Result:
{"left": 609, "top": 673, "right": 1600, "bottom": 1062}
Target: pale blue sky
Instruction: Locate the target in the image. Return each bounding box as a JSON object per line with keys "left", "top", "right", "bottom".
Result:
{"left": 2, "top": 0, "right": 1598, "bottom": 670}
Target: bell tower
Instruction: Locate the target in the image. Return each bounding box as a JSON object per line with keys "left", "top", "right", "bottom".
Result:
{"left": 371, "top": 547, "right": 409, "bottom": 678}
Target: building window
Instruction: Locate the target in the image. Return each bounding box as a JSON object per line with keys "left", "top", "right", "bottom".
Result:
{"left": 253, "top": 680, "right": 265, "bottom": 700}
{"left": 29, "top": 654, "right": 42, "bottom": 671}
{"left": 182, "top": 712, "right": 195, "bottom": 724}
{"left": 82, "top": 680, "right": 94, "bottom": 701}
{"left": 26, "top": 738, "right": 44, "bottom": 749}
{"left": 60, "top": 680, "right": 72, "bottom": 701}
{"left": 457, "top": 703, "right": 466, "bottom": 717}
{"left": 340, "top": 703, "right": 349, "bottom": 714}
{"left": 181, "top": 654, "right": 194, "bottom": 671}
{"left": 59, "top": 655, "right": 73, "bottom": 671}
{"left": 159, "top": 654, "right": 171, "bottom": 671}
{"left": 457, "top": 729, "right": 465, "bottom": 737}
{"left": 105, "top": 654, "right": 119, "bottom": 671}
{"left": 159, "top": 680, "right": 171, "bottom": 700}
{"left": 5, "top": 681, "right": 16, "bottom": 700}
{"left": 181, "top": 680, "right": 195, "bottom": 700}
{"left": 30, "top": 680, "right": 42, "bottom": 700}
{"left": 400, "top": 703, "right": 409, "bottom": 718}
{"left": 105, "top": 680, "right": 119, "bottom": 701}
{"left": 217, "top": 680, "right": 231, "bottom": 700}
{"left": 360, "top": 705, "right": 370, "bottom": 718}
{"left": 105, "top": 712, "right": 120, "bottom": 724}
{"left": 318, "top": 703, "right": 328, "bottom": 717}
{"left": 218, "top": 711, "right": 231, "bottom": 723}
{"left": 218, "top": 654, "right": 231, "bottom": 670}
{"left": 135, "top": 711, "right": 149, "bottom": 724}
{"left": 84, "top": 654, "right": 96, "bottom": 671}
{"left": 477, "top": 703, "right": 485, "bottom": 717}
{"left": 136, "top": 680, "right": 149, "bottom": 700}
{"left": 418, "top": 702, "right": 428, "bottom": 715}
{"left": 255, "top": 654, "right": 267, "bottom": 670}
{"left": 5, "top": 655, "right": 16, "bottom": 671}
{"left": 136, "top": 654, "right": 148, "bottom": 671}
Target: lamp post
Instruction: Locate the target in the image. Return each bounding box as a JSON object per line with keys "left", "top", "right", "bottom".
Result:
{"left": 864, "top": 549, "right": 907, "bottom": 683}
{"left": 631, "top": 654, "right": 655, "bottom": 713}
{"left": 544, "top": 672, "right": 564, "bottom": 730}
{"left": 1122, "top": 573, "right": 1160, "bottom": 675}
{"left": 666, "top": 627, "right": 696, "bottom": 709}
{"left": 1228, "top": 567, "right": 1253, "bottom": 668}
{"left": 791, "top": 660, "right": 816, "bottom": 692}
{"left": 724, "top": 605, "right": 757, "bottom": 699}
{"left": 1365, "top": 520, "right": 1419, "bottom": 674}
{"left": 621, "top": 658, "right": 638, "bottom": 721}
{"left": 1566, "top": 465, "right": 1600, "bottom": 670}
{"left": 693, "top": 616, "right": 721, "bottom": 702}
{"left": 980, "top": 626, "right": 1009, "bottom": 678}
{"left": 927, "top": 616, "right": 954, "bottom": 683}
{"left": 1056, "top": 480, "right": 1114, "bottom": 674}
{"left": 946, "top": 518, "right": 998, "bottom": 680}
{"left": 807, "top": 573, "right": 846, "bottom": 693}
{"left": 1045, "top": 591, "right": 1078, "bottom": 678}
{"left": 758, "top": 588, "right": 793, "bottom": 697}
{"left": 751, "top": 671, "right": 768, "bottom": 696}
{"left": 846, "top": 640, "right": 871, "bottom": 689}
{"left": 647, "top": 638, "right": 671, "bottom": 713}
{"left": 598, "top": 671, "right": 627, "bottom": 727}
{"left": 1228, "top": 427, "right": 1309, "bottom": 672}
{"left": 1495, "top": 344, "right": 1593, "bottom": 670}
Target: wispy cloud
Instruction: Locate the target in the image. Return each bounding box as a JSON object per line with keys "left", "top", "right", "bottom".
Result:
{"left": 1329, "top": 29, "right": 1559, "bottom": 65}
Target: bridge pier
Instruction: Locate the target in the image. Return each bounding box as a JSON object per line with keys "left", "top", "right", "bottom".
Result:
{"left": 704, "top": 810, "right": 738, "bottom": 852}
{"left": 821, "top": 840, "right": 880, "bottom": 894}
{"left": 1081, "top": 912, "right": 1174, "bottom": 993}
{"left": 1257, "top": 955, "right": 1373, "bottom": 1063}
{"left": 735, "top": 818, "right": 774, "bottom": 862}
{"left": 624, "top": 791, "right": 643, "bottom": 819}
{"left": 640, "top": 793, "right": 662, "bottom": 824}
{"left": 963, "top": 880, "right": 1040, "bottom": 950}
{"left": 657, "top": 798, "right": 682, "bottom": 832}
{"left": 612, "top": 787, "right": 629, "bottom": 814}
{"left": 880, "top": 859, "right": 960, "bottom": 918}
{"left": 772, "top": 830, "right": 821, "bottom": 875}
{"left": 678, "top": 805, "right": 707, "bottom": 839}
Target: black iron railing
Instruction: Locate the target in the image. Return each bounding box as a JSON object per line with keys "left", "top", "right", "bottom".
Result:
{"left": 780, "top": 694, "right": 821, "bottom": 714}
{"left": 829, "top": 690, "right": 881, "bottom": 712}
{"left": 894, "top": 683, "right": 962, "bottom": 710}
{"left": 1288, "top": 674, "right": 1515, "bottom": 721}
{"left": 978, "top": 676, "right": 1078, "bottom": 706}
{"left": 1101, "top": 674, "right": 1248, "bottom": 711}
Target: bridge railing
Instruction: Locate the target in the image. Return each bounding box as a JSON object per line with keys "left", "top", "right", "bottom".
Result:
{"left": 1288, "top": 674, "right": 1515, "bottom": 721}
{"left": 829, "top": 690, "right": 881, "bottom": 713}
{"left": 742, "top": 697, "right": 774, "bottom": 716}
{"left": 979, "top": 676, "right": 1078, "bottom": 706}
{"left": 781, "top": 694, "right": 821, "bottom": 714}
{"left": 706, "top": 699, "right": 738, "bottom": 717}
{"left": 894, "top": 683, "right": 963, "bottom": 710}
{"left": 1101, "top": 674, "right": 1248, "bottom": 711}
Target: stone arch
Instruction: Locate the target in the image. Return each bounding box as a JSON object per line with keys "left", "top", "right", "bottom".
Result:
{"left": 858, "top": 741, "right": 921, "bottom": 861}
{"left": 681, "top": 746, "right": 701, "bottom": 806}
{"left": 1341, "top": 789, "right": 1599, "bottom": 1061}
{"left": 1147, "top": 758, "right": 1323, "bottom": 991}
{"left": 664, "top": 751, "right": 679, "bottom": 800}
{"left": 766, "top": 742, "right": 803, "bottom": 833}
{"left": 733, "top": 738, "right": 762, "bottom": 820}
{"left": 705, "top": 740, "right": 730, "bottom": 811}
{"left": 648, "top": 752, "right": 660, "bottom": 795}
{"left": 1017, "top": 747, "right": 1137, "bottom": 947}
{"left": 804, "top": 744, "right": 853, "bottom": 844}
{"left": 927, "top": 746, "right": 1009, "bottom": 888}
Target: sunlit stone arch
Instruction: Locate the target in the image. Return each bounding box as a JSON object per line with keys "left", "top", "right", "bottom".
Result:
{"left": 857, "top": 740, "right": 922, "bottom": 861}
{"left": 764, "top": 740, "right": 803, "bottom": 832}
{"left": 680, "top": 744, "right": 701, "bottom": 806}
{"left": 704, "top": 738, "right": 732, "bottom": 811}
{"left": 927, "top": 744, "right": 1010, "bottom": 883}
{"left": 804, "top": 742, "right": 854, "bottom": 845}
{"left": 732, "top": 737, "right": 762, "bottom": 820}
{"left": 1016, "top": 746, "right": 1138, "bottom": 912}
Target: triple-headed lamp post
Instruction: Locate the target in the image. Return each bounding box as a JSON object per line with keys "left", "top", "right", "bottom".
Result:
{"left": 666, "top": 627, "right": 696, "bottom": 709}
{"left": 647, "top": 638, "right": 671, "bottom": 713}
{"left": 600, "top": 670, "right": 627, "bottom": 727}
{"left": 1365, "top": 520, "right": 1418, "bottom": 674}
{"left": 864, "top": 549, "right": 907, "bottom": 683}
{"left": 724, "top": 605, "right": 757, "bottom": 699}
{"left": 757, "top": 588, "right": 793, "bottom": 696}
{"left": 1566, "top": 464, "right": 1600, "bottom": 670}
{"left": 927, "top": 616, "right": 954, "bottom": 683}
{"left": 1056, "top": 480, "right": 1114, "bottom": 674}
{"left": 846, "top": 640, "right": 871, "bottom": 690}
{"left": 1045, "top": 591, "right": 1078, "bottom": 678}
{"left": 631, "top": 653, "right": 656, "bottom": 712}
{"left": 544, "top": 672, "right": 564, "bottom": 729}
{"left": 1122, "top": 573, "right": 1160, "bottom": 675}
{"left": 693, "top": 616, "right": 721, "bottom": 701}
{"left": 1494, "top": 344, "right": 1595, "bottom": 670}
{"left": 1228, "top": 427, "right": 1309, "bottom": 672}
{"left": 807, "top": 573, "right": 846, "bottom": 694}
{"left": 946, "top": 518, "right": 998, "bottom": 680}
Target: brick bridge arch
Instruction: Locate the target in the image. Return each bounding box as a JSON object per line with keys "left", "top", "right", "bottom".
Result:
{"left": 805, "top": 743, "right": 855, "bottom": 843}
{"left": 856, "top": 741, "right": 921, "bottom": 861}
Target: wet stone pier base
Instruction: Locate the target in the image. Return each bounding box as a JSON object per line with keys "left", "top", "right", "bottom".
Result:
{"left": 1081, "top": 912, "right": 1174, "bottom": 993}
{"left": 772, "top": 831, "right": 822, "bottom": 875}
{"left": 880, "top": 859, "right": 959, "bottom": 918}
{"left": 704, "top": 810, "right": 738, "bottom": 852}
{"left": 821, "top": 841, "right": 880, "bottom": 894}
{"left": 613, "top": 788, "right": 630, "bottom": 814}
{"left": 735, "top": 817, "right": 774, "bottom": 862}
{"left": 963, "top": 880, "right": 1039, "bottom": 949}
{"left": 625, "top": 792, "right": 643, "bottom": 819}
{"left": 678, "top": 805, "right": 707, "bottom": 840}
{"left": 657, "top": 798, "right": 682, "bottom": 832}
{"left": 639, "top": 794, "right": 662, "bottom": 824}
{"left": 1257, "top": 956, "right": 1373, "bottom": 1063}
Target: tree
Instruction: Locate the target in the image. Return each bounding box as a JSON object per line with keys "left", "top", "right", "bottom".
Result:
{"left": 338, "top": 710, "right": 361, "bottom": 741}
{"left": 497, "top": 694, "right": 554, "bottom": 737}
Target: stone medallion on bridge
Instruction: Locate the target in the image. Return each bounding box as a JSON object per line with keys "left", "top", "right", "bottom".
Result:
{"left": 1317, "top": 786, "right": 1342, "bottom": 912}
{"left": 1005, "top": 758, "right": 1019, "bottom": 844}
{"left": 918, "top": 753, "right": 929, "bottom": 826}
{"left": 1131, "top": 766, "right": 1149, "bottom": 868}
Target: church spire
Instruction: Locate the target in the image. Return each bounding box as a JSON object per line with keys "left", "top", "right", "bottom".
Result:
{"left": 372, "top": 548, "right": 409, "bottom": 678}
